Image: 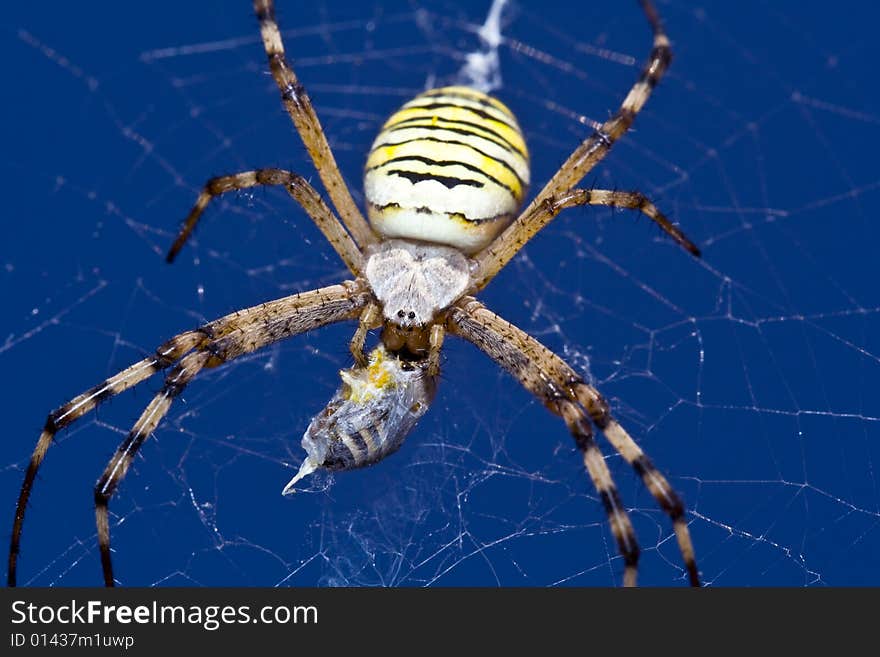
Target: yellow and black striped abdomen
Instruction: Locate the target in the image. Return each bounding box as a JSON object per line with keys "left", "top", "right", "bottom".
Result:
{"left": 364, "top": 86, "right": 530, "bottom": 254}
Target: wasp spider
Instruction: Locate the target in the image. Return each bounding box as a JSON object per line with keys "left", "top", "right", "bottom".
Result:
{"left": 9, "top": 0, "right": 702, "bottom": 587}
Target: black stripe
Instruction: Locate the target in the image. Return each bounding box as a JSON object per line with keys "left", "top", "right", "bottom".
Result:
{"left": 370, "top": 422, "right": 400, "bottom": 459}
{"left": 599, "top": 489, "right": 639, "bottom": 564}
{"left": 361, "top": 424, "right": 380, "bottom": 458}
{"left": 383, "top": 116, "right": 526, "bottom": 158}
{"left": 92, "top": 383, "right": 122, "bottom": 407}
{"left": 632, "top": 454, "right": 683, "bottom": 517}
{"left": 281, "top": 82, "right": 305, "bottom": 103}
{"left": 254, "top": 2, "right": 274, "bottom": 22}
{"left": 323, "top": 430, "right": 367, "bottom": 470}
{"left": 598, "top": 488, "right": 618, "bottom": 516}
{"left": 49, "top": 373, "right": 145, "bottom": 431}
{"left": 404, "top": 101, "right": 519, "bottom": 132}
{"left": 632, "top": 453, "right": 651, "bottom": 477}
{"left": 642, "top": 46, "right": 672, "bottom": 87}
{"left": 369, "top": 155, "right": 516, "bottom": 198}
{"left": 368, "top": 201, "right": 509, "bottom": 226}
{"left": 195, "top": 325, "right": 217, "bottom": 341}
{"left": 422, "top": 88, "right": 513, "bottom": 117}
{"left": 97, "top": 441, "right": 138, "bottom": 498}
{"left": 384, "top": 169, "right": 484, "bottom": 190}
{"left": 44, "top": 414, "right": 59, "bottom": 433}
{"left": 162, "top": 373, "right": 189, "bottom": 398}
{"left": 586, "top": 395, "right": 610, "bottom": 428}
{"left": 568, "top": 412, "right": 594, "bottom": 452}
{"left": 382, "top": 121, "right": 522, "bottom": 161}
{"left": 370, "top": 136, "right": 527, "bottom": 189}
{"left": 349, "top": 430, "right": 370, "bottom": 460}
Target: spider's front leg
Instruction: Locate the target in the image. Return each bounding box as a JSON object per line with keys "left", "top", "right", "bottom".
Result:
{"left": 426, "top": 324, "right": 445, "bottom": 377}
{"left": 555, "top": 398, "right": 641, "bottom": 586}
{"left": 86, "top": 281, "right": 369, "bottom": 586}
{"left": 448, "top": 297, "right": 700, "bottom": 586}
{"left": 10, "top": 282, "right": 374, "bottom": 586}
{"left": 350, "top": 302, "right": 382, "bottom": 367}
{"left": 6, "top": 331, "right": 204, "bottom": 586}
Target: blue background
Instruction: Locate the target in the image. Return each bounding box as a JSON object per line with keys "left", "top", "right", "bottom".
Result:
{"left": 2, "top": 0, "right": 878, "bottom": 586}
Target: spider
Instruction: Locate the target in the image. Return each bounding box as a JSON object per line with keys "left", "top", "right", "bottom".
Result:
{"left": 9, "top": 0, "right": 702, "bottom": 587}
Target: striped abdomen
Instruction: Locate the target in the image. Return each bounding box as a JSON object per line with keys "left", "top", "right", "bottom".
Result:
{"left": 364, "top": 86, "right": 530, "bottom": 254}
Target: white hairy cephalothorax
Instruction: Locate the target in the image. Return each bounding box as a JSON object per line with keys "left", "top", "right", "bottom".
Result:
{"left": 364, "top": 239, "right": 472, "bottom": 327}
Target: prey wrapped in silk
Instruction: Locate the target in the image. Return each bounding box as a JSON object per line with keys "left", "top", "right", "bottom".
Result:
{"left": 284, "top": 345, "right": 437, "bottom": 493}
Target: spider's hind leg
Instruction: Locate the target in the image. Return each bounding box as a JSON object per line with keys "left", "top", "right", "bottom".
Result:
{"left": 252, "top": 0, "right": 375, "bottom": 249}
{"left": 576, "top": 189, "right": 699, "bottom": 256}
{"left": 471, "top": 0, "right": 685, "bottom": 290}
{"left": 166, "top": 168, "right": 363, "bottom": 275}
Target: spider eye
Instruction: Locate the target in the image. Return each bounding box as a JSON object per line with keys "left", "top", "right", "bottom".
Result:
{"left": 397, "top": 310, "right": 406, "bottom": 318}
{"left": 407, "top": 311, "right": 416, "bottom": 320}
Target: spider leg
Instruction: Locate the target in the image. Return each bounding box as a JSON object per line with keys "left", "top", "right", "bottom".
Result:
{"left": 570, "top": 381, "right": 700, "bottom": 587}
{"left": 427, "top": 323, "right": 445, "bottom": 377}
{"left": 575, "top": 190, "right": 699, "bottom": 256}
{"left": 470, "top": 187, "right": 698, "bottom": 291}
{"left": 447, "top": 299, "right": 639, "bottom": 585}
{"left": 527, "top": 330, "right": 700, "bottom": 586}
{"left": 557, "top": 399, "right": 640, "bottom": 587}
{"left": 94, "top": 351, "right": 211, "bottom": 586}
{"left": 94, "top": 282, "right": 371, "bottom": 586}
{"left": 349, "top": 302, "right": 382, "bottom": 367}
{"left": 473, "top": 0, "right": 675, "bottom": 288}
{"left": 253, "top": 0, "right": 375, "bottom": 248}
{"left": 9, "top": 280, "right": 370, "bottom": 586}
{"left": 447, "top": 297, "right": 699, "bottom": 586}
{"left": 7, "top": 331, "right": 201, "bottom": 586}
{"left": 166, "top": 168, "right": 363, "bottom": 275}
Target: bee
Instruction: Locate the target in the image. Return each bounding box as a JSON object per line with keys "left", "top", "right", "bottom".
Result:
{"left": 283, "top": 345, "right": 437, "bottom": 494}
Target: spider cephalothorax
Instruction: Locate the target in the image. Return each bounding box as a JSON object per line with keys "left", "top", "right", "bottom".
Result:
{"left": 10, "top": 0, "right": 703, "bottom": 588}
{"left": 365, "top": 240, "right": 471, "bottom": 330}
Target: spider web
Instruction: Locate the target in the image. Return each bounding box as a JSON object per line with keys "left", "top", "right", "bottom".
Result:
{"left": 2, "top": 0, "right": 878, "bottom": 586}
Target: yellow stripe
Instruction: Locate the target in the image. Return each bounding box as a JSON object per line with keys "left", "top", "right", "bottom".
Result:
{"left": 379, "top": 118, "right": 528, "bottom": 163}
{"left": 366, "top": 141, "right": 524, "bottom": 199}
{"left": 422, "top": 85, "right": 516, "bottom": 118}
{"left": 364, "top": 85, "right": 531, "bottom": 252}
{"left": 382, "top": 105, "right": 527, "bottom": 159}
{"left": 404, "top": 94, "right": 519, "bottom": 131}
{"left": 370, "top": 125, "right": 528, "bottom": 181}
